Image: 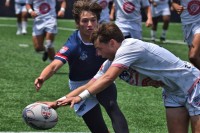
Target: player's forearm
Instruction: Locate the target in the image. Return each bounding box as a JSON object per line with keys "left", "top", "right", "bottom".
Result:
{"left": 146, "top": 6, "right": 152, "bottom": 20}
{"left": 61, "top": 0, "right": 67, "bottom": 9}
{"left": 39, "top": 66, "right": 56, "bottom": 81}
{"left": 39, "top": 61, "right": 63, "bottom": 81}
{"left": 86, "top": 66, "right": 123, "bottom": 96}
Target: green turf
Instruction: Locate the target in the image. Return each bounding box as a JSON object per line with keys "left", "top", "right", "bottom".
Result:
{"left": 0, "top": 17, "right": 189, "bottom": 132}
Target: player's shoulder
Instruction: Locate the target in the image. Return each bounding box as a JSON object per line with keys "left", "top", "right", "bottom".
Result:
{"left": 66, "top": 30, "right": 81, "bottom": 48}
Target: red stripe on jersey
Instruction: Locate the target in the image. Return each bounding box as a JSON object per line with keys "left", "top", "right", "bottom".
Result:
{"left": 111, "top": 64, "right": 128, "bottom": 69}
{"left": 55, "top": 53, "right": 68, "bottom": 61}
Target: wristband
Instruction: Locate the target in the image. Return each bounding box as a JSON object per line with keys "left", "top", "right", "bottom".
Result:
{"left": 28, "top": 8, "right": 33, "bottom": 14}
{"left": 57, "top": 96, "right": 67, "bottom": 101}
{"left": 78, "top": 90, "right": 90, "bottom": 100}
{"left": 60, "top": 7, "right": 65, "bottom": 12}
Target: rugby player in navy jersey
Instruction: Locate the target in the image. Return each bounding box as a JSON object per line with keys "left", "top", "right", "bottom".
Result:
{"left": 34, "top": 0, "right": 129, "bottom": 133}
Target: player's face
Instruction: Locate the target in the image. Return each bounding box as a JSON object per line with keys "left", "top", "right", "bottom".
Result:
{"left": 94, "top": 39, "right": 116, "bottom": 61}
{"left": 78, "top": 11, "right": 98, "bottom": 40}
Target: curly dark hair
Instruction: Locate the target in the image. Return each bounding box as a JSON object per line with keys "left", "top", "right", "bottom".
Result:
{"left": 72, "top": 0, "right": 102, "bottom": 24}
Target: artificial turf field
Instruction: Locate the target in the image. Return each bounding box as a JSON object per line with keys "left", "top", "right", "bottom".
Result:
{"left": 0, "top": 17, "right": 190, "bottom": 132}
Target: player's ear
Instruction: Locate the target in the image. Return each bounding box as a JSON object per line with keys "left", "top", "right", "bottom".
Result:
{"left": 109, "top": 39, "right": 116, "bottom": 48}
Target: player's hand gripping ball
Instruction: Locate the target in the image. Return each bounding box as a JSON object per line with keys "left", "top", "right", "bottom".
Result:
{"left": 22, "top": 103, "right": 58, "bottom": 130}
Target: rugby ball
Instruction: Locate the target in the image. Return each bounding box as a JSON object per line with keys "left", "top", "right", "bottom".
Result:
{"left": 22, "top": 103, "right": 58, "bottom": 130}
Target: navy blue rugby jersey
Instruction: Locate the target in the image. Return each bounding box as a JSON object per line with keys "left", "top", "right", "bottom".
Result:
{"left": 55, "top": 30, "right": 106, "bottom": 81}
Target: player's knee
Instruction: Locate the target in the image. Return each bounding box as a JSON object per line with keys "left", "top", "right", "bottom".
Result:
{"left": 45, "top": 40, "right": 54, "bottom": 49}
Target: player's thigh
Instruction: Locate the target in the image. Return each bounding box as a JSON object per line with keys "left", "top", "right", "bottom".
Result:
{"left": 162, "top": 15, "right": 170, "bottom": 23}
{"left": 189, "top": 33, "right": 200, "bottom": 57}
{"left": 166, "top": 107, "right": 189, "bottom": 133}
{"left": 45, "top": 32, "right": 55, "bottom": 42}
{"left": 96, "top": 83, "right": 117, "bottom": 107}
{"left": 33, "top": 35, "right": 45, "bottom": 47}
{"left": 193, "top": 33, "right": 200, "bottom": 51}
{"left": 191, "top": 115, "right": 200, "bottom": 132}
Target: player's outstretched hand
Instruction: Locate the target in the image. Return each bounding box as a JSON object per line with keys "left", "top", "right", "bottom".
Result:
{"left": 37, "top": 101, "right": 59, "bottom": 109}
{"left": 172, "top": 3, "right": 185, "bottom": 14}
{"left": 34, "top": 77, "right": 44, "bottom": 91}
{"left": 57, "top": 96, "right": 82, "bottom": 108}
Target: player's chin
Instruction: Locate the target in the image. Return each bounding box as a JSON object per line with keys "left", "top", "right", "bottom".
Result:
{"left": 87, "top": 29, "right": 94, "bottom": 34}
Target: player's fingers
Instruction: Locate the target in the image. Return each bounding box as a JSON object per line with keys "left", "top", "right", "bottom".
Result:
{"left": 70, "top": 100, "right": 75, "bottom": 108}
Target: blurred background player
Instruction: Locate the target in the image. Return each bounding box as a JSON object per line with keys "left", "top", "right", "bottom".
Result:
{"left": 34, "top": 0, "right": 129, "bottom": 133}
{"left": 172, "top": 0, "right": 200, "bottom": 70}
{"left": 94, "top": 0, "right": 111, "bottom": 24}
{"left": 109, "top": 0, "right": 152, "bottom": 39}
{"left": 5, "top": 0, "right": 28, "bottom": 35}
{"left": 150, "top": 0, "right": 171, "bottom": 43}
{"left": 26, "top": 0, "right": 66, "bottom": 62}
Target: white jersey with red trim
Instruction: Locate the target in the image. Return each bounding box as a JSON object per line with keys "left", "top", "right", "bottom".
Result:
{"left": 96, "top": 38, "right": 200, "bottom": 94}
{"left": 180, "top": 0, "right": 200, "bottom": 25}
{"left": 94, "top": 60, "right": 163, "bottom": 87}
{"left": 94, "top": 0, "right": 110, "bottom": 23}
{"left": 26, "top": 0, "right": 57, "bottom": 20}
{"left": 114, "top": 0, "right": 150, "bottom": 23}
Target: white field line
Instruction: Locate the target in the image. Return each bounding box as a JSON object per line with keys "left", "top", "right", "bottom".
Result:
{"left": 143, "top": 37, "right": 186, "bottom": 45}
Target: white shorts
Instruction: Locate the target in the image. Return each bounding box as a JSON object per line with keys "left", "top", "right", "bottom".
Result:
{"left": 69, "top": 79, "right": 98, "bottom": 117}
{"left": 151, "top": 4, "right": 171, "bottom": 18}
{"left": 115, "top": 21, "right": 142, "bottom": 39}
{"left": 15, "top": 3, "right": 27, "bottom": 14}
{"left": 182, "top": 21, "right": 200, "bottom": 46}
{"left": 32, "top": 17, "right": 57, "bottom": 36}
{"left": 163, "top": 81, "right": 200, "bottom": 116}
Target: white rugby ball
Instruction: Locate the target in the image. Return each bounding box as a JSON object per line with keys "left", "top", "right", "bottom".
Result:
{"left": 22, "top": 103, "right": 58, "bottom": 130}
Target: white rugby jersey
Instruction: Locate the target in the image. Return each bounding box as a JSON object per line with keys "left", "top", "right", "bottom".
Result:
{"left": 94, "top": 0, "right": 110, "bottom": 23}
{"left": 114, "top": 0, "right": 150, "bottom": 23}
{"left": 94, "top": 60, "right": 163, "bottom": 87}
{"left": 95, "top": 38, "right": 200, "bottom": 94}
{"left": 180, "top": 0, "right": 200, "bottom": 25}
{"left": 153, "top": 0, "right": 169, "bottom": 4}
{"left": 15, "top": 0, "right": 26, "bottom": 3}
{"left": 26, "top": 0, "right": 57, "bottom": 19}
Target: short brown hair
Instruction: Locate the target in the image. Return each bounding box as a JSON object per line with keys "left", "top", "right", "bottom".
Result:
{"left": 91, "top": 22, "right": 124, "bottom": 44}
{"left": 72, "top": 0, "right": 102, "bottom": 24}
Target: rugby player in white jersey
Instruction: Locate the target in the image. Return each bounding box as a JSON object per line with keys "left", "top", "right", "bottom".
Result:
{"left": 149, "top": 0, "right": 171, "bottom": 43}
{"left": 34, "top": 1, "right": 129, "bottom": 132}
{"left": 109, "top": 0, "right": 152, "bottom": 39}
{"left": 172, "top": 0, "right": 200, "bottom": 70}
{"left": 26, "top": 0, "right": 66, "bottom": 62}
{"left": 43, "top": 22, "right": 200, "bottom": 133}
{"left": 5, "top": 0, "right": 28, "bottom": 35}
{"left": 94, "top": 0, "right": 111, "bottom": 23}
